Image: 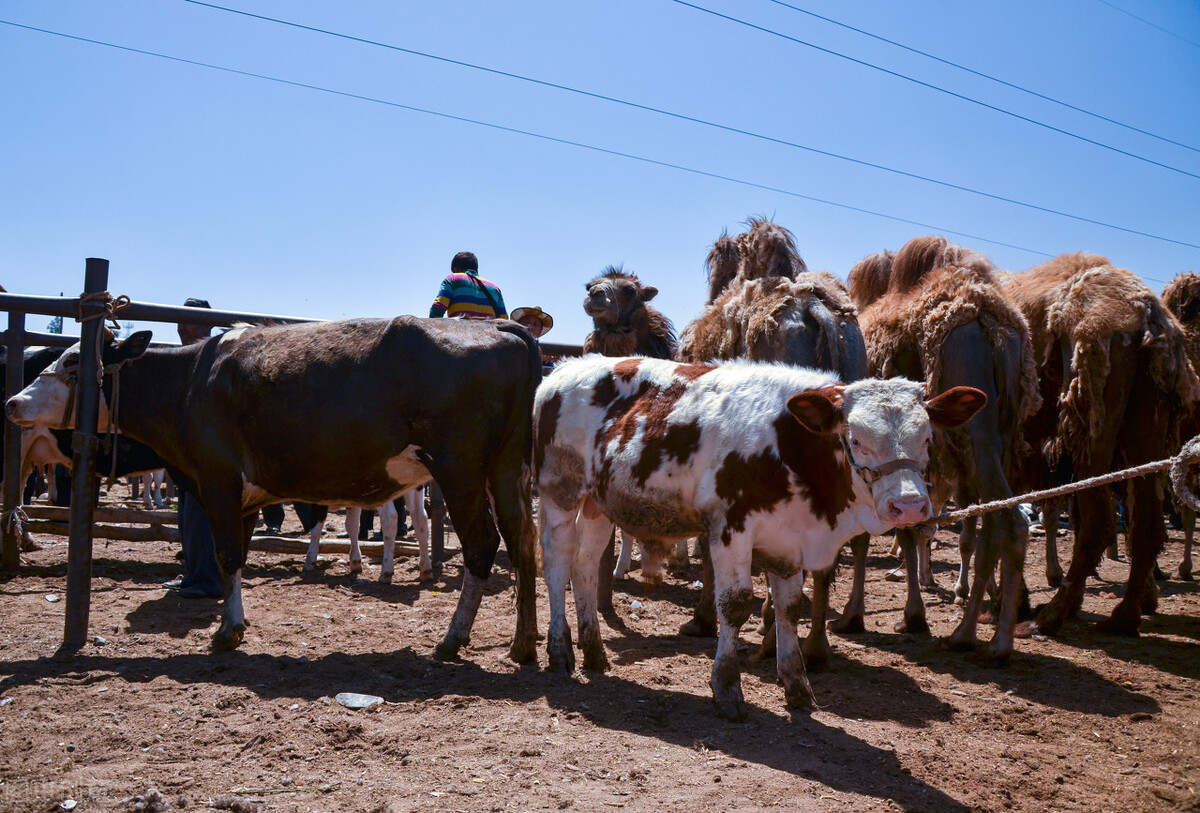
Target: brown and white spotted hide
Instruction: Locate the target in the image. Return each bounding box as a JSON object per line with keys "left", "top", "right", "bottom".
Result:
{"left": 534, "top": 355, "right": 985, "bottom": 719}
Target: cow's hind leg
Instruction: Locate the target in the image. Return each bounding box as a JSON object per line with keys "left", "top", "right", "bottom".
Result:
{"left": 830, "top": 533, "right": 869, "bottom": 634}
{"left": 680, "top": 532, "right": 718, "bottom": 637}
{"left": 771, "top": 572, "right": 817, "bottom": 711}
{"left": 955, "top": 517, "right": 976, "bottom": 605}
{"left": 542, "top": 498, "right": 580, "bottom": 672}
{"left": 572, "top": 512, "right": 617, "bottom": 671}
{"left": 801, "top": 565, "right": 834, "bottom": 669}
{"left": 613, "top": 530, "right": 635, "bottom": 579}
{"left": 433, "top": 483, "right": 503, "bottom": 661}
{"left": 212, "top": 506, "right": 257, "bottom": 652}
{"left": 302, "top": 510, "right": 324, "bottom": 575}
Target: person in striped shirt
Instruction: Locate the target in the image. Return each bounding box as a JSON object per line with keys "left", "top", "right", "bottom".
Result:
{"left": 429, "top": 251, "right": 508, "bottom": 320}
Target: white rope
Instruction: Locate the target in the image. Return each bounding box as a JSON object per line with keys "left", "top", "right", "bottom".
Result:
{"left": 937, "top": 434, "right": 1200, "bottom": 526}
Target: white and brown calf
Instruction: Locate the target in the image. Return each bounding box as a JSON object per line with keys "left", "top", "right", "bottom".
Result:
{"left": 301, "top": 490, "right": 432, "bottom": 582}
{"left": 534, "top": 356, "right": 984, "bottom": 720}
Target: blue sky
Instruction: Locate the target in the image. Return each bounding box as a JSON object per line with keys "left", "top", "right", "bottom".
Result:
{"left": 2, "top": 0, "right": 1198, "bottom": 343}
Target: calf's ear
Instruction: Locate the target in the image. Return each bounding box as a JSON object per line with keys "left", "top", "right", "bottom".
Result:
{"left": 112, "top": 330, "right": 153, "bottom": 363}
{"left": 786, "top": 385, "right": 845, "bottom": 434}
{"left": 640, "top": 285, "right": 659, "bottom": 302}
{"left": 924, "top": 386, "right": 987, "bottom": 429}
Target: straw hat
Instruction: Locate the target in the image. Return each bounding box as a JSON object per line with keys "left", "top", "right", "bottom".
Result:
{"left": 510, "top": 306, "right": 554, "bottom": 337}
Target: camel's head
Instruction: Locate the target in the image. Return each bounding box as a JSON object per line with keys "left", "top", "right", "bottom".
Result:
{"left": 584, "top": 266, "right": 657, "bottom": 327}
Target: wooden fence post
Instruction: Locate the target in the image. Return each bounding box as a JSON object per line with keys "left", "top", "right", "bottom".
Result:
{"left": 62, "top": 258, "right": 108, "bottom": 651}
{"left": 2, "top": 310, "right": 26, "bottom": 572}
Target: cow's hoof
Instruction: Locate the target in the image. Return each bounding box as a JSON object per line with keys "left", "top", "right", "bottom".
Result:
{"left": 379, "top": 572, "right": 394, "bottom": 585}
{"left": 211, "top": 626, "right": 245, "bottom": 653}
{"left": 828, "top": 615, "right": 864, "bottom": 635}
{"left": 1012, "top": 620, "right": 1036, "bottom": 639}
{"left": 349, "top": 562, "right": 363, "bottom": 575}
{"left": 713, "top": 694, "right": 747, "bottom": 722}
{"left": 679, "top": 617, "right": 717, "bottom": 638}
{"left": 784, "top": 682, "right": 816, "bottom": 711}
{"left": 1045, "top": 570, "right": 1063, "bottom": 589}
{"left": 300, "top": 567, "right": 320, "bottom": 581}
{"left": 1031, "top": 605, "right": 1065, "bottom": 636}
{"left": 419, "top": 568, "right": 434, "bottom": 582}
{"left": 548, "top": 645, "right": 575, "bottom": 674}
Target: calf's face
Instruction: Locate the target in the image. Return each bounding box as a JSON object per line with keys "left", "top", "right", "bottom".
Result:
{"left": 5, "top": 332, "right": 152, "bottom": 430}
{"left": 787, "top": 378, "right": 986, "bottom": 530}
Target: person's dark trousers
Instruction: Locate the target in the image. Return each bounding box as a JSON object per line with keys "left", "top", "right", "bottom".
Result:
{"left": 178, "top": 489, "right": 224, "bottom": 595}
{"left": 261, "top": 503, "right": 285, "bottom": 532}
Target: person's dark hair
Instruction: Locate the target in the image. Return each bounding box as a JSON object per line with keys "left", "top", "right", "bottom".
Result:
{"left": 184, "top": 297, "right": 212, "bottom": 309}
{"left": 451, "top": 251, "right": 478, "bottom": 273}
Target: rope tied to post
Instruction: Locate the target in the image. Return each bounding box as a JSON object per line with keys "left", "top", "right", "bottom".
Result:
{"left": 2, "top": 505, "right": 28, "bottom": 538}
{"left": 935, "top": 434, "right": 1200, "bottom": 526}
{"left": 75, "top": 291, "right": 133, "bottom": 487}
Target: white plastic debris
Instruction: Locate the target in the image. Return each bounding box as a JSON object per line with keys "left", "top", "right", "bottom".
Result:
{"left": 45, "top": 594, "right": 60, "bottom": 603}
{"left": 630, "top": 600, "right": 644, "bottom": 610}
{"left": 335, "top": 692, "right": 383, "bottom": 709}
{"left": 59, "top": 801, "right": 77, "bottom": 811}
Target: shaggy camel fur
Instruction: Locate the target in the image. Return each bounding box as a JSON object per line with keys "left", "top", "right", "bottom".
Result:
{"left": 846, "top": 235, "right": 1040, "bottom": 660}
{"left": 582, "top": 266, "right": 678, "bottom": 360}
{"left": 1004, "top": 253, "right": 1200, "bottom": 636}
{"left": 1161, "top": 272, "right": 1200, "bottom": 581}
{"left": 677, "top": 218, "right": 868, "bottom": 668}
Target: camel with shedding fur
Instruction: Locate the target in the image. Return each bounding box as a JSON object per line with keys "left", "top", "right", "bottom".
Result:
{"left": 1004, "top": 253, "right": 1199, "bottom": 636}
{"left": 676, "top": 217, "right": 868, "bottom": 667}
{"left": 1161, "top": 271, "right": 1200, "bottom": 581}
{"left": 847, "top": 235, "right": 1040, "bottom": 660}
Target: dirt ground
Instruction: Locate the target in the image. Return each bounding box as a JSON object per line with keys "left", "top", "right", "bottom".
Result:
{"left": 1, "top": 486, "right": 1198, "bottom": 813}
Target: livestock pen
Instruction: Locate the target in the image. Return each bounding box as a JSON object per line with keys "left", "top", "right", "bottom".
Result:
{"left": 2, "top": 261, "right": 1198, "bottom": 812}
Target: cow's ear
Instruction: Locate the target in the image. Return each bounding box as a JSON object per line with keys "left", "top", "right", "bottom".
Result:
{"left": 787, "top": 386, "right": 845, "bottom": 434}
{"left": 640, "top": 285, "right": 659, "bottom": 302}
{"left": 113, "top": 330, "right": 153, "bottom": 363}
{"left": 925, "top": 386, "right": 987, "bottom": 429}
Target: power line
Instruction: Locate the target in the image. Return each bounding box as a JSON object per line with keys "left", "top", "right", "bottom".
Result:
{"left": 669, "top": 0, "right": 1200, "bottom": 182}
{"left": 764, "top": 0, "right": 1200, "bottom": 154}
{"left": 173, "top": 0, "right": 1200, "bottom": 250}
{"left": 0, "top": 19, "right": 1056, "bottom": 258}
{"left": 1095, "top": 0, "right": 1200, "bottom": 51}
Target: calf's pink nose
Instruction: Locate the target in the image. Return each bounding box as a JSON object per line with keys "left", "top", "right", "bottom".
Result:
{"left": 887, "top": 496, "right": 931, "bottom": 526}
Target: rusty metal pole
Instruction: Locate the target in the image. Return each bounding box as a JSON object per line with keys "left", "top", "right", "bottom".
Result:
{"left": 2, "top": 310, "right": 26, "bottom": 572}
{"left": 62, "top": 258, "right": 107, "bottom": 651}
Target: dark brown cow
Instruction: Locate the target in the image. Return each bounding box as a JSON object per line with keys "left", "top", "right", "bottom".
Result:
{"left": 1004, "top": 254, "right": 1199, "bottom": 635}
{"left": 847, "top": 236, "right": 1041, "bottom": 659}
{"left": 7, "top": 317, "right": 541, "bottom": 661}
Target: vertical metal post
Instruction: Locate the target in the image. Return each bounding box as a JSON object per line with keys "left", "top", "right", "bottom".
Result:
{"left": 2, "top": 311, "right": 26, "bottom": 572}
{"left": 62, "top": 258, "right": 108, "bottom": 651}
{"left": 428, "top": 481, "right": 446, "bottom": 564}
